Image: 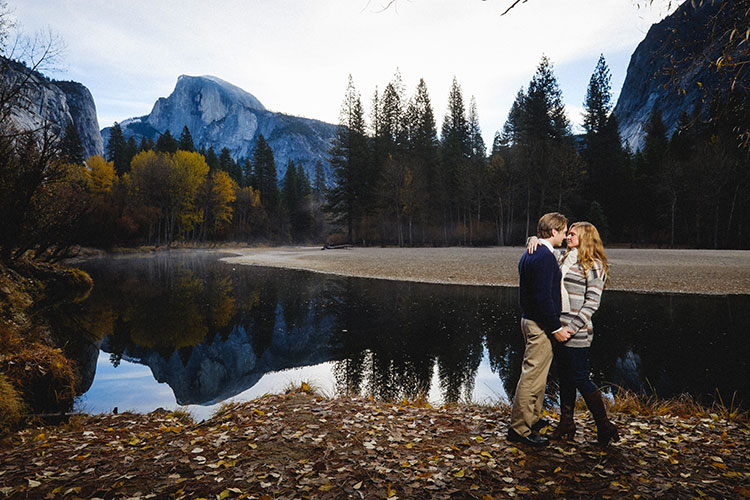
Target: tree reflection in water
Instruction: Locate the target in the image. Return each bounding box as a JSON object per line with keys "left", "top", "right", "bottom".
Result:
{"left": 75, "top": 252, "right": 750, "bottom": 409}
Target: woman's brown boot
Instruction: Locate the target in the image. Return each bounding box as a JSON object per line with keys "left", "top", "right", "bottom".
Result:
{"left": 549, "top": 402, "right": 576, "bottom": 440}
{"left": 582, "top": 390, "right": 620, "bottom": 446}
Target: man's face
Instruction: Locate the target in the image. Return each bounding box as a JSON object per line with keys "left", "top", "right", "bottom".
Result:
{"left": 551, "top": 225, "right": 567, "bottom": 247}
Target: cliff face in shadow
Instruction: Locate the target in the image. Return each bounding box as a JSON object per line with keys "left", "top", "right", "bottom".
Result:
{"left": 613, "top": 0, "right": 746, "bottom": 150}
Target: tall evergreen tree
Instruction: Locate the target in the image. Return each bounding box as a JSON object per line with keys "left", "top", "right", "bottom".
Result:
{"left": 281, "top": 161, "right": 313, "bottom": 241}
{"left": 60, "top": 121, "right": 84, "bottom": 165}
{"left": 581, "top": 55, "right": 625, "bottom": 235}
{"left": 439, "top": 77, "right": 471, "bottom": 241}
{"left": 204, "top": 146, "right": 220, "bottom": 171}
{"left": 326, "top": 75, "right": 370, "bottom": 243}
{"left": 404, "top": 78, "right": 439, "bottom": 241}
{"left": 465, "top": 96, "right": 487, "bottom": 232}
{"left": 219, "top": 147, "right": 242, "bottom": 184}
{"left": 178, "top": 126, "right": 196, "bottom": 152}
{"left": 106, "top": 122, "right": 130, "bottom": 175}
{"left": 517, "top": 56, "right": 572, "bottom": 231}
{"left": 251, "top": 134, "right": 279, "bottom": 215}
{"left": 125, "top": 136, "right": 138, "bottom": 170}
{"left": 240, "top": 158, "right": 253, "bottom": 187}
{"left": 312, "top": 160, "right": 326, "bottom": 204}
{"left": 155, "top": 129, "right": 179, "bottom": 154}
{"left": 139, "top": 136, "right": 154, "bottom": 152}
{"left": 633, "top": 107, "right": 669, "bottom": 242}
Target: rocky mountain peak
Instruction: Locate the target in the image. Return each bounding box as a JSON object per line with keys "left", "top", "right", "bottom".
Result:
{"left": 102, "top": 75, "right": 336, "bottom": 182}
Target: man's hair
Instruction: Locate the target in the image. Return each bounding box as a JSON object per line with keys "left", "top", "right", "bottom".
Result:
{"left": 537, "top": 212, "right": 568, "bottom": 238}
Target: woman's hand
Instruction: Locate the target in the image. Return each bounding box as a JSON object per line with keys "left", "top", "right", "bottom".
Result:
{"left": 527, "top": 236, "right": 539, "bottom": 254}
{"left": 553, "top": 327, "right": 572, "bottom": 343}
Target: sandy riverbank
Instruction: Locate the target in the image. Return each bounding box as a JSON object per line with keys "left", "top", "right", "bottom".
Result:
{"left": 222, "top": 246, "right": 750, "bottom": 295}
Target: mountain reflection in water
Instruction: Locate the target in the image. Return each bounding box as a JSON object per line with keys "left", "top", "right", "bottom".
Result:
{"left": 73, "top": 251, "right": 750, "bottom": 414}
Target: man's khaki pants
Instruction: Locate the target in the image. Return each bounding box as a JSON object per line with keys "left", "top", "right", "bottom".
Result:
{"left": 510, "top": 318, "right": 553, "bottom": 436}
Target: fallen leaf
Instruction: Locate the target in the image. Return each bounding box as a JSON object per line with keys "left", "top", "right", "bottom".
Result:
{"left": 319, "top": 482, "right": 334, "bottom": 492}
{"left": 387, "top": 483, "right": 396, "bottom": 497}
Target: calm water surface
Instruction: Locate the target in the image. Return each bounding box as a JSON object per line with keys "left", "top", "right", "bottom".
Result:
{"left": 68, "top": 251, "right": 750, "bottom": 420}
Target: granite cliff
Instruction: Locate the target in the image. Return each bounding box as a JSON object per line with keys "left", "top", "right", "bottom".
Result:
{"left": 102, "top": 75, "right": 336, "bottom": 181}
{"left": 0, "top": 56, "right": 103, "bottom": 158}
{"left": 613, "top": 0, "right": 746, "bottom": 151}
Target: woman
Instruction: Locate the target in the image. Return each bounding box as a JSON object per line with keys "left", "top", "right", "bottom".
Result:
{"left": 529, "top": 221, "right": 619, "bottom": 446}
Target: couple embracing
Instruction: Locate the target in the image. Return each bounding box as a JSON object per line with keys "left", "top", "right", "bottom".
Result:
{"left": 507, "top": 212, "right": 619, "bottom": 447}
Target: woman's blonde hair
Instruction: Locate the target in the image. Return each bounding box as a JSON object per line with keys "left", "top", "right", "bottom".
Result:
{"left": 564, "top": 221, "right": 610, "bottom": 285}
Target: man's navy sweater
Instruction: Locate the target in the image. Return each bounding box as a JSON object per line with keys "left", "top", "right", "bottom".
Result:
{"left": 518, "top": 244, "right": 562, "bottom": 334}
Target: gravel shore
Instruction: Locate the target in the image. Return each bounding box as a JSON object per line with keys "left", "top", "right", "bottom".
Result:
{"left": 223, "top": 246, "right": 750, "bottom": 295}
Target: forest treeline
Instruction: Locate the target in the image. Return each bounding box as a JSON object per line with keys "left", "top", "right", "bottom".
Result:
{"left": 325, "top": 56, "right": 748, "bottom": 249}
{"left": 1, "top": 55, "right": 748, "bottom": 262}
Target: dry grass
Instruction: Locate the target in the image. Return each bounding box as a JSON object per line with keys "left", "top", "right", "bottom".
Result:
{"left": 283, "top": 380, "right": 325, "bottom": 397}
{"left": 0, "top": 324, "right": 77, "bottom": 417}
{"left": 168, "top": 408, "right": 195, "bottom": 424}
{"left": 607, "top": 386, "right": 748, "bottom": 422}
{"left": 0, "top": 373, "right": 24, "bottom": 433}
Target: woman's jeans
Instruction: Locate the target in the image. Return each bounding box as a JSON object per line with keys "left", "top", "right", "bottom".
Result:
{"left": 555, "top": 344, "right": 597, "bottom": 405}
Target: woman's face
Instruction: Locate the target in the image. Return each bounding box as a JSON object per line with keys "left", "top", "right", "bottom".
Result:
{"left": 566, "top": 226, "right": 580, "bottom": 249}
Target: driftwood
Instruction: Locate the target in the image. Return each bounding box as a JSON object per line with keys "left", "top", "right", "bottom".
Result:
{"left": 322, "top": 244, "right": 353, "bottom": 250}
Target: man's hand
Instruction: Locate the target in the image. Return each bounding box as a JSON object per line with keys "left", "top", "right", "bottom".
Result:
{"left": 527, "top": 236, "right": 539, "bottom": 254}
{"left": 553, "top": 327, "right": 572, "bottom": 343}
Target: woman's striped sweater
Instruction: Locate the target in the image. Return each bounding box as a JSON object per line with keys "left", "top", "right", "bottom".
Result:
{"left": 559, "top": 258, "right": 606, "bottom": 348}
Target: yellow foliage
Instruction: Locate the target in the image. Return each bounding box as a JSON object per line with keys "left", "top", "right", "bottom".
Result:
{"left": 129, "top": 150, "right": 171, "bottom": 204}
{"left": 85, "top": 155, "right": 116, "bottom": 193}
{"left": 209, "top": 170, "right": 238, "bottom": 225}
{"left": 170, "top": 150, "right": 210, "bottom": 231}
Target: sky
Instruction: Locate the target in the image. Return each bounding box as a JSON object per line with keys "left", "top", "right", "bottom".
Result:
{"left": 12, "top": 0, "right": 676, "bottom": 147}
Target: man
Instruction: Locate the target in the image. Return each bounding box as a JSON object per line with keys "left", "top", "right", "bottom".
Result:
{"left": 508, "top": 212, "right": 571, "bottom": 446}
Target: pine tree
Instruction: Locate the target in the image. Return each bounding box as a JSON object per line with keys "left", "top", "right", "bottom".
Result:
{"left": 439, "top": 77, "right": 471, "bottom": 241}
{"left": 633, "top": 107, "right": 669, "bottom": 242}
{"left": 251, "top": 134, "right": 279, "bottom": 216}
{"left": 281, "top": 158, "right": 298, "bottom": 216}
{"left": 178, "top": 126, "right": 196, "bottom": 152}
{"left": 516, "top": 56, "right": 572, "bottom": 231}
{"left": 466, "top": 96, "right": 487, "bottom": 232}
{"left": 581, "top": 55, "right": 625, "bottom": 235}
{"left": 139, "top": 136, "right": 154, "bottom": 152}
{"left": 281, "top": 160, "right": 313, "bottom": 241}
{"left": 60, "top": 121, "right": 84, "bottom": 165}
{"left": 125, "top": 136, "right": 138, "bottom": 171}
{"left": 219, "top": 147, "right": 242, "bottom": 184}
{"left": 155, "top": 129, "right": 179, "bottom": 154}
{"left": 240, "top": 158, "right": 253, "bottom": 187}
{"left": 312, "top": 160, "right": 326, "bottom": 205}
{"left": 326, "top": 75, "right": 370, "bottom": 243}
{"left": 374, "top": 72, "right": 409, "bottom": 244}
{"left": 204, "top": 146, "right": 220, "bottom": 171}
{"left": 106, "top": 122, "right": 130, "bottom": 175}
{"left": 404, "top": 78, "right": 439, "bottom": 241}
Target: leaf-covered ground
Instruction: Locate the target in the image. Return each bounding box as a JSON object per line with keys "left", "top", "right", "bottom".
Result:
{"left": 0, "top": 391, "right": 748, "bottom": 499}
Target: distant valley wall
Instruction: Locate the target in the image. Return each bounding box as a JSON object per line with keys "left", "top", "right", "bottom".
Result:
{"left": 0, "top": 56, "right": 103, "bottom": 158}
